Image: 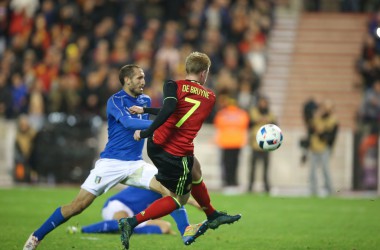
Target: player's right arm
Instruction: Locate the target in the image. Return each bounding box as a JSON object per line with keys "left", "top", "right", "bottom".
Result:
{"left": 139, "top": 81, "right": 178, "bottom": 138}
{"left": 108, "top": 96, "right": 152, "bottom": 130}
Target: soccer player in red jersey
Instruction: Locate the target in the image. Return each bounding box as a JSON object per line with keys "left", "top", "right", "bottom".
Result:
{"left": 119, "top": 52, "right": 241, "bottom": 250}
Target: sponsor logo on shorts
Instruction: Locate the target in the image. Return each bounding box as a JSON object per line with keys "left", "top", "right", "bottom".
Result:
{"left": 95, "top": 176, "right": 102, "bottom": 184}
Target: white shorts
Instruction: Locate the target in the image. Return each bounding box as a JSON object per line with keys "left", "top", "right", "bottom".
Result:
{"left": 81, "top": 158, "right": 158, "bottom": 196}
{"left": 101, "top": 199, "right": 147, "bottom": 228}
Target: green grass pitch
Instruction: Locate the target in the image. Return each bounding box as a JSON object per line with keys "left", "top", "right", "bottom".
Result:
{"left": 1, "top": 187, "right": 379, "bottom": 250}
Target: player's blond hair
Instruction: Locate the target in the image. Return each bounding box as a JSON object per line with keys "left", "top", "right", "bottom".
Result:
{"left": 185, "top": 52, "right": 211, "bottom": 74}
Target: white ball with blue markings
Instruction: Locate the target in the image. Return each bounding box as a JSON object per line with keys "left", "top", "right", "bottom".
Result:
{"left": 256, "top": 124, "right": 283, "bottom": 151}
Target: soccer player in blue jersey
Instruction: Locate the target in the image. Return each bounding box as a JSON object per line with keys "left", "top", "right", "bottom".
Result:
{"left": 23, "top": 65, "right": 206, "bottom": 250}
{"left": 67, "top": 186, "right": 202, "bottom": 236}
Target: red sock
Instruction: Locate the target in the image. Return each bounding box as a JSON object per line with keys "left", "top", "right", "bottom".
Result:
{"left": 191, "top": 180, "right": 216, "bottom": 216}
{"left": 135, "top": 196, "right": 180, "bottom": 223}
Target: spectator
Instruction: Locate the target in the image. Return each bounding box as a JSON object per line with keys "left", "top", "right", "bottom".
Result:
{"left": 11, "top": 72, "right": 28, "bottom": 116}
{"left": 247, "top": 96, "right": 276, "bottom": 194}
{"left": 80, "top": 70, "right": 107, "bottom": 118}
{"left": 357, "top": 127, "right": 378, "bottom": 190}
{"left": 341, "top": 0, "right": 360, "bottom": 12}
{"left": 300, "top": 95, "right": 319, "bottom": 164}
{"left": 9, "top": 0, "right": 38, "bottom": 37}
{"left": 213, "top": 94, "right": 249, "bottom": 193}
{"left": 308, "top": 99, "right": 339, "bottom": 196}
{"left": 14, "top": 114, "right": 37, "bottom": 182}
{"left": 0, "top": 73, "right": 12, "bottom": 119}
{"left": 359, "top": 80, "right": 380, "bottom": 132}
{"left": 49, "top": 74, "right": 81, "bottom": 114}
{"left": 28, "top": 79, "right": 46, "bottom": 131}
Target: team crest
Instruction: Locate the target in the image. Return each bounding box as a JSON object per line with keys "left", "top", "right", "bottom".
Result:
{"left": 95, "top": 176, "right": 102, "bottom": 184}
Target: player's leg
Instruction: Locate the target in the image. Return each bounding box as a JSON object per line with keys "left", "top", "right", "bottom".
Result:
{"left": 130, "top": 177, "right": 186, "bottom": 226}
{"left": 170, "top": 206, "right": 189, "bottom": 235}
{"left": 117, "top": 163, "right": 192, "bottom": 237}
{"left": 144, "top": 220, "right": 174, "bottom": 234}
{"left": 262, "top": 152, "right": 270, "bottom": 193}
{"left": 119, "top": 181, "right": 183, "bottom": 249}
{"left": 248, "top": 150, "right": 258, "bottom": 192}
{"left": 191, "top": 156, "right": 241, "bottom": 230}
{"left": 191, "top": 157, "right": 216, "bottom": 216}
{"left": 23, "top": 189, "right": 96, "bottom": 250}
{"left": 116, "top": 161, "right": 193, "bottom": 236}
{"left": 309, "top": 152, "right": 319, "bottom": 196}
{"left": 78, "top": 197, "right": 173, "bottom": 235}
{"left": 79, "top": 206, "right": 129, "bottom": 234}
{"left": 119, "top": 152, "right": 191, "bottom": 249}
{"left": 321, "top": 149, "right": 333, "bottom": 195}
{"left": 24, "top": 158, "right": 133, "bottom": 250}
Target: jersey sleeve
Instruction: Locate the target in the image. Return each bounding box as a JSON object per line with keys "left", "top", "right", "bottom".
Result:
{"left": 140, "top": 80, "right": 178, "bottom": 138}
{"left": 143, "top": 107, "right": 161, "bottom": 115}
{"left": 107, "top": 96, "right": 152, "bottom": 130}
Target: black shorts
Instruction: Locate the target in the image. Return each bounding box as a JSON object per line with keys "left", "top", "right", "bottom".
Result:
{"left": 147, "top": 138, "right": 193, "bottom": 195}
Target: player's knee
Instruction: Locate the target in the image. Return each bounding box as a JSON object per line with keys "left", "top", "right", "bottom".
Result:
{"left": 159, "top": 221, "right": 172, "bottom": 234}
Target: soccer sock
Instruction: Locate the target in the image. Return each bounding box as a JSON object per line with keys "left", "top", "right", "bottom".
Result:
{"left": 170, "top": 206, "right": 190, "bottom": 235}
{"left": 135, "top": 196, "right": 180, "bottom": 225}
{"left": 191, "top": 179, "right": 216, "bottom": 218}
{"left": 81, "top": 220, "right": 119, "bottom": 233}
{"left": 33, "top": 207, "right": 67, "bottom": 240}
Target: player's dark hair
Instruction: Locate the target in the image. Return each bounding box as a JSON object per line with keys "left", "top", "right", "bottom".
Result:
{"left": 185, "top": 52, "right": 211, "bottom": 74}
{"left": 119, "top": 64, "right": 141, "bottom": 86}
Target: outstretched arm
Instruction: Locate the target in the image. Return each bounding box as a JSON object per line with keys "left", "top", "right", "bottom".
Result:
{"left": 134, "top": 81, "right": 178, "bottom": 140}
{"left": 129, "top": 106, "right": 161, "bottom": 115}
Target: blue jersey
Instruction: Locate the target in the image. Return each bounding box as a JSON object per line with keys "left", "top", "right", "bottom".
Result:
{"left": 104, "top": 186, "right": 161, "bottom": 214}
{"left": 100, "top": 90, "right": 152, "bottom": 161}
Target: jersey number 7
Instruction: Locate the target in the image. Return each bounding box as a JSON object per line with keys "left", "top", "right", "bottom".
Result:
{"left": 175, "top": 97, "right": 201, "bottom": 128}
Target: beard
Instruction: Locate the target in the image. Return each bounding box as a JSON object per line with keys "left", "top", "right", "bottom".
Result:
{"left": 129, "top": 84, "right": 143, "bottom": 97}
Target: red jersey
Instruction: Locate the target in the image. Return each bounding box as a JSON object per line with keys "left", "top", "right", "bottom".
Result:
{"left": 153, "top": 80, "right": 216, "bottom": 156}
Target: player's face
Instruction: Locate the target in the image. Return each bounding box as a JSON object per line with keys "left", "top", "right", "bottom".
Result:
{"left": 126, "top": 68, "right": 146, "bottom": 97}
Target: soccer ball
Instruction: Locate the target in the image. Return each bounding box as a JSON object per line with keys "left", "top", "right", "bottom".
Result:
{"left": 256, "top": 124, "right": 283, "bottom": 151}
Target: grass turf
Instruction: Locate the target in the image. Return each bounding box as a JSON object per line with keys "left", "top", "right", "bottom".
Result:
{"left": 1, "top": 187, "right": 379, "bottom": 250}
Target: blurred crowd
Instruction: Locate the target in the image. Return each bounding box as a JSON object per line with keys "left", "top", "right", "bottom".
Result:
{"left": 0, "top": 0, "right": 276, "bottom": 184}
{"left": 356, "top": 9, "right": 380, "bottom": 134}
{"left": 0, "top": 0, "right": 275, "bottom": 129}
{"left": 353, "top": 8, "right": 380, "bottom": 190}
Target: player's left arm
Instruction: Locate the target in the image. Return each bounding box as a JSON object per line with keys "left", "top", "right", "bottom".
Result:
{"left": 138, "top": 80, "right": 178, "bottom": 139}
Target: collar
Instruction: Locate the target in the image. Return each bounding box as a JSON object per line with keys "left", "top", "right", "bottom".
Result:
{"left": 186, "top": 79, "right": 201, "bottom": 85}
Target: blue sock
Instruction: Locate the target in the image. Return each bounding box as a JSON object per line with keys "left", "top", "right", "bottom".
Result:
{"left": 33, "top": 207, "right": 66, "bottom": 240}
{"left": 134, "top": 225, "right": 162, "bottom": 234}
{"left": 81, "top": 220, "right": 119, "bottom": 233}
{"left": 170, "top": 206, "right": 189, "bottom": 235}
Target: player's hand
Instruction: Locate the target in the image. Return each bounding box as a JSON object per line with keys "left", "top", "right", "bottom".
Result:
{"left": 134, "top": 130, "right": 141, "bottom": 141}
{"left": 129, "top": 106, "right": 144, "bottom": 114}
